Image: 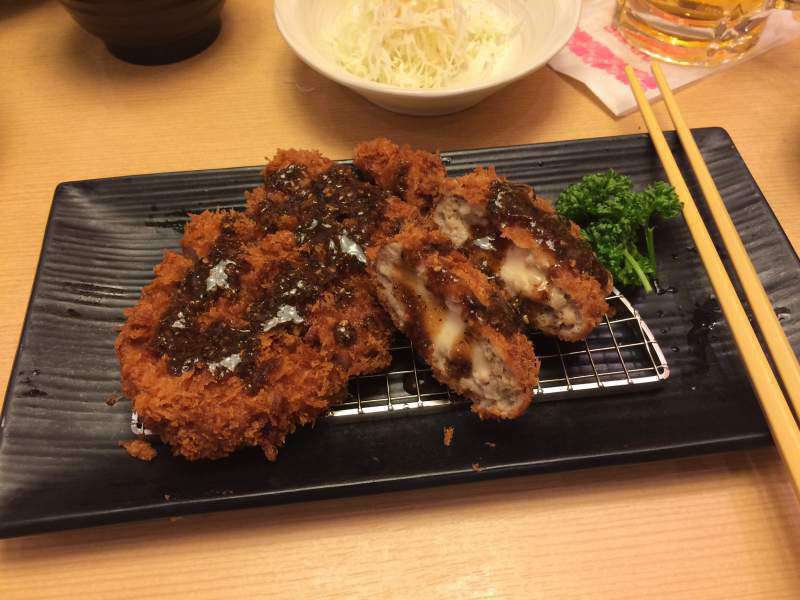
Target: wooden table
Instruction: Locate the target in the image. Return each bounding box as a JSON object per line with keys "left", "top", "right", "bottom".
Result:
{"left": 2, "top": 1, "right": 800, "bottom": 597}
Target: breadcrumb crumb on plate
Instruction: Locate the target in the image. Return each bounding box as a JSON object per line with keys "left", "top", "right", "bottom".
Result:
{"left": 443, "top": 426, "right": 454, "bottom": 447}
{"left": 119, "top": 439, "right": 157, "bottom": 461}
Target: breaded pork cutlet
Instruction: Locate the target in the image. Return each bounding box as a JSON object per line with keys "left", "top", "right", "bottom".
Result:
{"left": 435, "top": 169, "right": 613, "bottom": 341}
{"left": 117, "top": 150, "right": 404, "bottom": 460}
{"left": 369, "top": 222, "right": 540, "bottom": 419}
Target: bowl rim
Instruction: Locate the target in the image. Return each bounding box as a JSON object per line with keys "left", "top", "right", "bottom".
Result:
{"left": 273, "top": 0, "right": 582, "bottom": 99}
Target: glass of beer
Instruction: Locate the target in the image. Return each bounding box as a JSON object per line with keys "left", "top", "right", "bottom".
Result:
{"left": 614, "top": 1, "right": 800, "bottom": 66}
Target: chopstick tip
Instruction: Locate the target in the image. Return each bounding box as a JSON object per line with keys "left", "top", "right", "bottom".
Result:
{"left": 624, "top": 65, "right": 643, "bottom": 92}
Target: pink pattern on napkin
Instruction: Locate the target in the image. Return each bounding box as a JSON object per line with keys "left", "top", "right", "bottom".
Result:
{"left": 568, "top": 27, "right": 657, "bottom": 89}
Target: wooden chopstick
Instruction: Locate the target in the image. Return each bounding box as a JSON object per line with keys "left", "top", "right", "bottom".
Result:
{"left": 650, "top": 62, "right": 800, "bottom": 418}
{"left": 625, "top": 65, "right": 800, "bottom": 499}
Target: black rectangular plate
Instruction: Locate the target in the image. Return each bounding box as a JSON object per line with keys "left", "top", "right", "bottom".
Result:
{"left": 2, "top": 128, "right": 798, "bottom": 538}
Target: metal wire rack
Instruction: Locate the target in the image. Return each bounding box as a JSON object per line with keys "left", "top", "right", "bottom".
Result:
{"left": 131, "top": 290, "right": 668, "bottom": 433}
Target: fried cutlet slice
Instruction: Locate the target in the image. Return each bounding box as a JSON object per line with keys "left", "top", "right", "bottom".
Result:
{"left": 353, "top": 138, "right": 446, "bottom": 209}
{"left": 352, "top": 139, "right": 612, "bottom": 341}
{"left": 434, "top": 168, "right": 613, "bottom": 341}
{"left": 117, "top": 215, "right": 393, "bottom": 460}
{"left": 117, "top": 147, "right": 404, "bottom": 460}
{"left": 369, "top": 223, "right": 540, "bottom": 419}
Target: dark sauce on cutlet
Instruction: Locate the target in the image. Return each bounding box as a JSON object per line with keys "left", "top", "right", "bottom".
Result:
{"left": 422, "top": 251, "right": 519, "bottom": 339}
{"left": 334, "top": 321, "right": 357, "bottom": 346}
{"left": 264, "top": 162, "right": 309, "bottom": 197}
{"left": 152, "top": 215, "right": 247, "bottom": 376}
{"left": 483, "top": 181, "right": 610, "bottom": 287}
{"left": 250, "top": 162, "right": 389, "bottom": 341}
{"left": 260, "top": 164, "right": 387, "bottom": 247}
{"left": 151, "top": 164, "right": 388, "bottom": 393}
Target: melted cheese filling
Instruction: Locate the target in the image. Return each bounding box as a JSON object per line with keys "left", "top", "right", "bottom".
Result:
{"left": 499, "top": 246, "right": 548, "bottom": 296}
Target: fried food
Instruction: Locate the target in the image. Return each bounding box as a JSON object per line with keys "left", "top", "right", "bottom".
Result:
{"left": 118, "top": 139, "right": 616, "bottom": 461}
{"left": 353, "top": 137, "right": 446, "bottom": 209}
{"left": 119, "top": 439, "right": 157, "bottom": 461}
{"left": 369, "top": 222, "right": 540, "bottom": 419}
{"left": 273, "top": 139, "right": 609, "bottom": 342}
{"left": 435, "top": 168, "right": 613, "bottom": 340}
{"left": 245, "top": 148, "right": 420, "bottom": 245}
{"left": 354, "top": 138, "right": 613, "bottom": 340}
{"left": 117, "top": 152, "right": 401, "bottom": 460}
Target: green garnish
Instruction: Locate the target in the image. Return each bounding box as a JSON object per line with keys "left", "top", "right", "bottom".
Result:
{"left": 556, "top": 171, "right": 682, "bottom": 293}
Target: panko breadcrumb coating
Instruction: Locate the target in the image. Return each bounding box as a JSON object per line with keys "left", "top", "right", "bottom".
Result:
{"left": 354, "top": 137, "right": 446, "bottom": 209}
{"left": 119, "top": 439, "right": 157, "bottom": 461}
{"left": 443, "top": 426, "right": 454, "bottom": 447}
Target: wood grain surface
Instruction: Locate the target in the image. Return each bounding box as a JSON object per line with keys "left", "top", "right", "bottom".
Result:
{"left": 1, "top": 1, "right": 799, "bottom": 598}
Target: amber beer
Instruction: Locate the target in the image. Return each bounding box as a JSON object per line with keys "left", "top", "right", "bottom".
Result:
{"left": 615, "top": 0, "right": 800, "bottom": 65}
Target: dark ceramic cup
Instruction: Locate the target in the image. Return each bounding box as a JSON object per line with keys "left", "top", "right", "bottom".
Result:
{"left": 59, "top": 0, "right": 226, "bottom": 65}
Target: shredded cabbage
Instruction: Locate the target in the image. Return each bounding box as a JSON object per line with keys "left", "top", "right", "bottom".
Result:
{"left": 327, "top": 0, "right": 519, "bottom": 89}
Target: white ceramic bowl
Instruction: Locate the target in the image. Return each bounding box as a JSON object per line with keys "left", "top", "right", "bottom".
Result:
{"left": 274, "top": 0, "right": 581, "bottom": 116}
